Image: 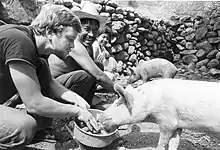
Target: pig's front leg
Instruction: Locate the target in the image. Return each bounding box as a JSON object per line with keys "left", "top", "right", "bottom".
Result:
{"left": 156, "top": 112, "right": 178, "bottom": 150}
{"left": 156, "top": 127, "right": 174, "bottom": 150}
{"left": 168, "top": 128, "right": 182, "bottom": 150}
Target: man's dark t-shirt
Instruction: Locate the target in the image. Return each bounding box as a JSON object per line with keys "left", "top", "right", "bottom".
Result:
{"left": 0, "top": 24, "right": 41, "bottom": 103}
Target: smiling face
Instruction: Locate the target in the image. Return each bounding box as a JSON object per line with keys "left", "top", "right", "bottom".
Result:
{"left": 97, "top": 33, "right": 109, "bottom": 47}
{"left": 78, "top": 18, "right": 99, "bottom": 47}
{"left": 50, "top": 26, "right": 78, "bottom": 59}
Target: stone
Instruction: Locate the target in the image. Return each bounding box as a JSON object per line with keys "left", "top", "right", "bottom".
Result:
{"left": 104, "top": 5, "right": 115, "bottom": 13}
{"left": 216, "top": 52, "right": 220, "bottom": 60}
{"left": 185, "top": 33, "right": 195, "bottom": 41}
{"left": 195, "top": 40, "right": 212, "bottom": 54}
{"left": 176, "top": 44, "right": 185, "bottom": 51}
{"left": 207, "top": 59, "right": 219, "bottom": 69}
{"left": 196, "top": 49, "right": 206, "bottom": 60}
{"left": 140, "top": 45, "right": 148, "bottom": 52}
{"left": 199, "top": 66, "right": 208, "bottom": 72}
{"left": 214, "top": 20, "right": 220, "bottom": 31}
{"left": 147, "top": 40, "right": 154, "bottom": 47}
{"left": 182, "top": 54, "right": 198, "bottom": 65}
{"left": 185, "top": 42, "right": 194, "bottom": 50}
{"left": 115, "top": 51, "right": 129, "bottom": 61}
{"left": 208, "top": 37, "right": 220, "bottom": 44}
{"left": 128, "top": 46, "right": 135, "bottom": 54}
{"left": 196, "top": 59, "right": 209, "bottom": 68}
{"left": 208, "top": 68, "right": 220, "bottom": 76}
{"left": 129, "top": 54, "right": 137, "bottom": 62}
{"left": 195, "top": 26, "right": 208, "bottom": 41}
{"left": 115, "top": 6, "right": 123, "bottom": 14}
{"left": 180, "top": 50, "right": 198, "bottom": 55}
{"left": 112, "top": 21, "right": 125, "bottom": 32}
{"left": 111, "top": 44, "right": 123, "bottom": 53}
{"left": 206, "top": 31, "right": 217, "bottom": 38}
{"left": 0, "top": 0, "right": 39, "bottom": 24}
{"left": 207, "top": 50, "right": 219, "bottom": 59}
{"left": 188, "top": 62, "right": 196, "bottom": 71}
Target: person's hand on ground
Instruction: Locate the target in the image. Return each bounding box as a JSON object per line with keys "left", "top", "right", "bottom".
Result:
{"left": 77, "top": 108, "right": 100, "bottom": 132}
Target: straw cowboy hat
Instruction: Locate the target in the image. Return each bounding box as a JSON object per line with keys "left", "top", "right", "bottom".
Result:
{"left": 72, "top": 1, "right": 108, "bottom": 29}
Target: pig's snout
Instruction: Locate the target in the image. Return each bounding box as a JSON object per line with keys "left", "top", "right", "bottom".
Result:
{"left": 98, "top": 113, "right": 117, "bottom": 133}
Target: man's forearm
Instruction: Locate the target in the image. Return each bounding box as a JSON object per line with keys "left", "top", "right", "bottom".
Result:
{"left": 49, "top": 79, "right": 89, "bottom": 108}
{"left": 28, "top": 96, "right": 81, "bottom": 118}
{"left": 97, "top": 74, "right": 115, "bottom": 93}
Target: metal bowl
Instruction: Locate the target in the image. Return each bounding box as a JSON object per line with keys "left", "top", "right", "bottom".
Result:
{"left": 74, "top": 109, "right": 119, "bottom": 148}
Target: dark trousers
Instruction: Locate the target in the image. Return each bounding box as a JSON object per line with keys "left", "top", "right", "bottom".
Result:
{"left": 55, "top": 56, "right": 104, "bottom": 105}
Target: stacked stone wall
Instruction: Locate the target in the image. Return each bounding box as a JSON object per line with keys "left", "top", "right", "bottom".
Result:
{"left": 2, "top": 0, "right": 220, "bottom": 75}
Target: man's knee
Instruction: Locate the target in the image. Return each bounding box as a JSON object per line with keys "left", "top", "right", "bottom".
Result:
{"left": 0, "top": 106, "right": 37, "bottom": 150}
{"left": 69, "top": 70, "right": 96, "bottom": 85}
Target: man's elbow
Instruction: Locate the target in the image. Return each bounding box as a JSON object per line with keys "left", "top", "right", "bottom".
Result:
{"left": 25, "top": 98, "right": 45, "bottom": 115}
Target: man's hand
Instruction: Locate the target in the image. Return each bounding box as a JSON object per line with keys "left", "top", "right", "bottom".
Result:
{"left": 74, "top": 97, "right": 90, "bottom": 109}
{"left": 77, "top": 108, "right": 100, "bottom": 132}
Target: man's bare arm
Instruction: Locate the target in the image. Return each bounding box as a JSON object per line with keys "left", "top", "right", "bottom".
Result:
{"left": 9, "top": 61, "right": 83, "bottom": 118}
{"left": 69, "top": 40, "right": 115, "bottom": 93}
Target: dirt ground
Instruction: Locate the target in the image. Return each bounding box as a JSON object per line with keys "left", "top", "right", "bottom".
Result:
{"left": 24, "top": 64, "right": 220, "bottom": 150}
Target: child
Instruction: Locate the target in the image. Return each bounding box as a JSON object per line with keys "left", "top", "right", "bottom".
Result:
{"left": 93, "top": 26, "right": 118, "bottom": 81}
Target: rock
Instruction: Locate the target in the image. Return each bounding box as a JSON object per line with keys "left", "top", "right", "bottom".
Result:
{"left": 188, "top": 62, "right": 196, "bottom": 71}
{"left": 208, "top": 68, "right": 220, "bottom": 76}
{"left": 208, "top": 37, "right": 220, "bottom": 44}
{"left": 207, "top": 50, "right": 219, "bottom": 59}
{"left": 199, "top": 65, "right": 208, "bottom": 72}
{"left": 128, "top": 46, "right": 135, "bottom": 54}
{"left": 196, "top": 59, "right": 209, "bottom": 68}
{"left": 185, "top": 42, "right": 194, "bottom": 50}
{"left": 115, "top": 51, "right": 129, "bottom": 61}
{"left": 196, "top": 49, "right": 206, "bottom": 60}
{"left": 104, "top": 5, "right": 115, "bottom": 13}
{"left": 129, "top": 54, "right": 137, "bottom": 62}
{"left": 185, "top": 33, "right": 195, "bottom": 41}
{"left": 214, "top": 20, "right": 220, "bottom": 31}
{"left": 216, "top": 52, "right": 220, "bottom": 60}
{"left": 195, "top": 40, "right": 212, "bottom": 54}
{"left": 111, "top": 44, "right": 123, "bottom": 53}
{"left": 112, "top": 21, "right": 125, "bottom": 32}
{"left": 182, "top": 54, "right": 198, "bottom": 65}
{"left": 180, "top": 27, "right": 194, "bottom": 37}
{"left": 129, "top": 39, "right": 137, "bottom": 46}
{"left": 207, "top": 59, "right": 219, "bottom": 69}
{"left": 0, "top": 0, "right": 39, "bottom": 24}
{"left": 180, "top": 50, "right": 198, "bottom": 55}
{"left": 206, "top": 31, "right": 217, "bottom": 38}
{"left": 195, "top": 26, "right": 208, "bottom": 41}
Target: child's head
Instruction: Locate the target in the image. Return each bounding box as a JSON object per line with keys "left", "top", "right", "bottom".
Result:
{"left": 97, "top": 26, "right": 112, "bottom": 46}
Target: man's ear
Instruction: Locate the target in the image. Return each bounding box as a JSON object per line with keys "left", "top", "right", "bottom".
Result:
{"left": 114, "top": 84, "right": 134, "bottom": 114}
{"left": 45, "top": 27, "right": 53, "bottom": 40}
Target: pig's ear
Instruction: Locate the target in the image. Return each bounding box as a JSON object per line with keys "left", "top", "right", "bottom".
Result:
{"left": 114, "top": 84, "right": 134, "bottom": 114}
{"left": 114, "top": 84, "right": 125, "bottom": 96}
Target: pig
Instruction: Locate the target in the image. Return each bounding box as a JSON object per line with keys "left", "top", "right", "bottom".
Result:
{"left": 127, "top": 58, "right": 178, "bottom": 84}
{"left": 99, "top": 78, "right": 220, "bottom": 150}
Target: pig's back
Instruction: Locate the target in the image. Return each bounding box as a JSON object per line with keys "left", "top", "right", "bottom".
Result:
{"left": 140, "top": 59, "right": 177, "bottom": 76}
{"left": 141, "top": 79, "right": 220, "bottom": 128}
